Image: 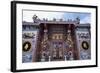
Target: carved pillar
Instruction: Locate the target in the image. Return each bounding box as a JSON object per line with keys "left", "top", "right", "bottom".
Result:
{"left": 40, "top": 24, "right": 50, "bottom": 61}
{"left": 65, "top": 24, "right": 74, "bottom": 60}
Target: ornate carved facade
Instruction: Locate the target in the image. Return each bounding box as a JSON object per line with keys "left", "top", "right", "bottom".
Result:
{"left": 22, "top": 15, "right": 91, "bottom": 63}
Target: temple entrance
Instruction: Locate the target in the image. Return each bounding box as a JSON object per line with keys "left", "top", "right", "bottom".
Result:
{"left": 51, "top": 41, "right": 64, "bottom": 61}
{"left": 49, "top": 25, "right": 66, "bottom": 61}
{"left": 37, "top": 24, "right": 77, "bottom": 62}
{"left": 51, "top": 33, "right": 64, "bottom": 61}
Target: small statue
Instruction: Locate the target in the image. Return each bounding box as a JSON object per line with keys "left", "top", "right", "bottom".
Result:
{"left": 32, "top": 14, "right": 38, "bottom": 23}
{"left": 53, "top": 18, "right": 56, "bottom": 21}
{"left": 76, "top": 17, "right": 80, "bottom": 24}
{"left": 68, "top": 51, "right": 74, "bottom": 60}
{"left": 41, "top": 51, "right": 46, "bottom": 62}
